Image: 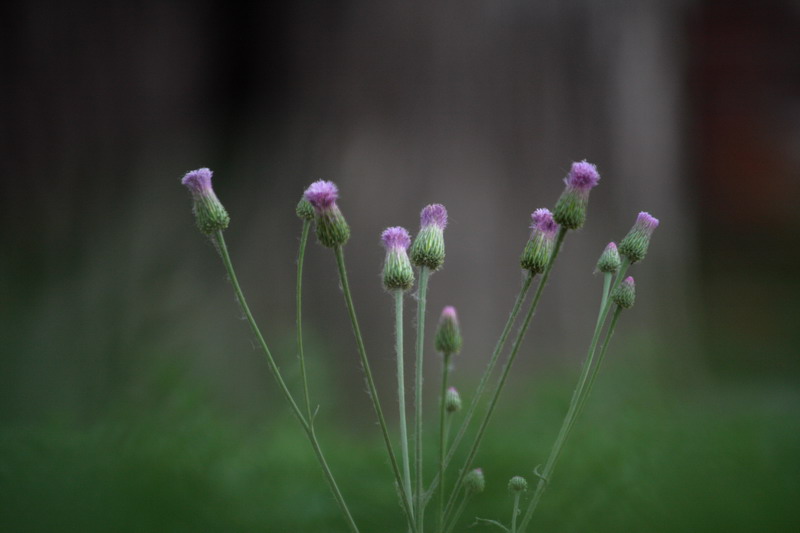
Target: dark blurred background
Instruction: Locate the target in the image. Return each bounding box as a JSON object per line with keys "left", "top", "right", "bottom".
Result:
{"left": 1, "top": 1, "right": 799, "bottom": 531}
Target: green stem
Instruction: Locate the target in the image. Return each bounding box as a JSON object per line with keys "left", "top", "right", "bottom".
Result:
{"left": 511, "top": 492, "right": 521, "bottom": 533}
{"left": 414, "top": 266, "right": 431, "bottom": 530}
{"left": 577, "top": 307, "right": 623, "bottom": 426}
{"left": 437, "top": 352, "right": 451, "bottom": 533}
{"left": 214, "top": 231, "right": 359, "bottom": 533}
{"left": 442, "top": 490, "right": 471, "bottom": 533}
{"left": 597, "top": 272, "right": 612, "bottom": 331}
{"left": 297, "top": 220, "right": 313, "bottom": 422}
{"left": 423, "top": 271, "right": 534, "bottom": 505}
{"left": 395, "top": 289, "right": 414, "bottom": 515}
{"left": 517, "top": 263, "right": 630, "bottom": 533}
{"left": 443, "top": 228, "right": 567, "bottom": 521}
{"left": 334, "top": 246, "right": 418, "bottom": 532}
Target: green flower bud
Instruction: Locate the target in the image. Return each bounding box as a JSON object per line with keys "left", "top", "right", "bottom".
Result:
{"left": 508, "top": 476, "right": 528, "bottom": 494}
{"left": 296, "top": 197, "right": 315, "bottom": 221}
{"left": 596, "top": 242, "right": 621, "bottom": 273}
{"left": 434, "top": 306, "right": 463, "bottom": 355}
{"left": 552, "top": 161, "right": 600, "bottom": 230}
{"left": 303, "top": 180, "right": 351, "bottom": 248}
{"left": 181, "top": 168, "right": 230, "bottom": 235}
{"left": 445, "top": 387, "right": 462, "bottom": 414}
{"left": 464, "top": 468, "right": 485, "bottom": 494}
{"left": 409, "top": 204, "right": 447, "bottom": 270}
{"left": 381, "top": 227, "right": 415, "bottom": 291}
{"left": 618, "top": 212, "right": 659, "bottom": 263}
{"left": 611, "top": 276, "right": 636, "bottom": 309}
{"left": 520, "top": 209, "right": 558, "bottom": 274}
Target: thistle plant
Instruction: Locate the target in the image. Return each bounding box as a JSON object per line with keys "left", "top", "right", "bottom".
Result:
{"left": 180, "top": 161, "right": 659, "bottom": 533}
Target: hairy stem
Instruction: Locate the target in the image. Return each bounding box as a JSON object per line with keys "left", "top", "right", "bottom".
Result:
{"left": 214, "top": 231, "right": 359, "bottom": 533}
{"left": 414, "top": 266, "right": 431, "bottom": 530}
{"left": 334, "top": 246, "right": 417, "bottom": 532}
{"left": 296, "top": 220, "right": 313, "bottom": 421}
{"left": 511, "top": 492, "right": 521, "bottom": 533}
{"left": 437, "top": 352, "right": 451, "bottom": 533}
{"left": 395, "top": 289, "right": 414, "bottom": 514}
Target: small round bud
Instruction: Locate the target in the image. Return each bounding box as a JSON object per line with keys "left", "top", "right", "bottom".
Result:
{"left": 596, "top": 242, "right": 621, "bottom": 273}
{"left": 304, "top": 180, "right": 350, "bottom": 248}
{"left": 618, "top": 212, "right": 659, "bottom": 263}
{"left": 553, "top": 160, "right": 601, "bottom": 230}
{"left": 464, "top": 468, "right": 485, "bottom": 494}
{"left": 296, "top": 197, "right": 315, "bottom": 221}
{"left": 381, "top": 227, "right": 415, "bottom": 291}
{"left": 520, "top": 208, "right": 559, "bottom": 274}
{"left": 410, "top": 204, "right": 447, "bottom": 270}
{"left": 611, "top": 276, "right": 636, "bottom": 309}
{"left": 445, "top": 387, "right": 462, "bottom": 414}
{"left": 434, "top": 306, "right": 463, "bottom": 355}
{"left": 508, "top": 476, "right": 528, "bottom": 494}
{"left": 181, "top": 168, "right": 230, "bottom": 234}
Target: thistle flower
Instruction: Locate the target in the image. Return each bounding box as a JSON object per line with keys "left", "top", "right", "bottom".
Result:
{"left": 304, "top": 180, "right": 350, "bottom": 248}
{"left": 508, "top": 476, "right": 528, "bottom": 494}
{"left": 596, "top": 242, "right": 621, "bottom": 274}
{"left": 295, "top": 197, "right": 315, "bottom": 221}
{"left": 464, "top": 468, "right": 486, "bottom": 494}
{"left": 445, "top": 386, "right": 462, "bottom": 413}
{"left": 618, "top": 212, "right": 659, "bottom": 263}
{"left": 181, "top": 168, "right": 230, "bottom": 234}
{"left": 611, "top": 276, "right": 636, "bottom": 309}
{"left": 434, "top": 305, "right": 463, "bottom": 355}
{"left": 381, "top": 226, "right": 415, "bottom": 291}
{"left": 553, "top": 160, "right": 601, "bottom": 230}
{"left": 520, "top": 208, "right": 559, "bottom": 274}
{"left": 409, "top": 203, "right": 447, "bottom": 270}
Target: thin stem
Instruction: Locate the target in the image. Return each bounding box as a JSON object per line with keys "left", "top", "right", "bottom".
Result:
{"left": 443, "top": 490, "right": 470, "bottom": 533}
{"left": 437, "top": 352, "right": 451, "bottom": 533}
{"left": 511, "top": 493, "right": 521, "bottom": 533}
{"left": 443, "top": 228, "right": 567, "bottom": 521}
{"left": 214, "top": 231, "right": 359, "bottom": 533}
{"left": 297, "top": 220, "right": 313, "bottom": 422}
{"left": 395, "top": 289, "right": 414, "bottom": 514}
{"left": 597, "top": 272, "right": 612, "bottom": 331}
{"left": 414, "top": 266, "right": 431, "bottom": 530}
{"left": 578, "top": 307, "right": 623, "bottom": 423}
{"left": 334, "top": 246, "right": 418, "bottom": 532}
{"left": 423, "top": 271, "right": 534, "bottom": 504}
{"left": 517, "top": 263, "right": 630, "bottom": 533}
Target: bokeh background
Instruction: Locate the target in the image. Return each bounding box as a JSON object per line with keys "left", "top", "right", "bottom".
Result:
{"left": 2, "top": 1, "right": 799, "bottom": 531}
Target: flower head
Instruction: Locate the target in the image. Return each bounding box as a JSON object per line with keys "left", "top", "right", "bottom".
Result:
{"left": 553, "top": 160, "right": 601, "bottom": 230}
{"left": 464, "top": 468, "right": 486, "bottom": 494}
{"left": 435, "top": 305, "right": 463, "bottom": 355}
{"left": 303, "top": 180, "right": 350, "bottom": 248}
{"left": 445, "top": 387, "right": 462, "bottom": 413}
{"left": 596, "top": 242, "right": 621, "bottom": 274}
{"left": 181, "top": 168, "right": 230, "bottom": 234}
{"left": 618, "top": 212, "right": 659, "bottom": 263}
{"left": 611, "top": 276, "right": 636, "bottom": 309}
{"left": 303, "top": 180, "right": 339, "bottom": 211}
{"left": 520, "top": 208, "right": 559, "bottom": 274}
{"left": 410, "top": 203, "right": 448, "bottom": 270}
{"left": 381, "top": 226, "right": 414, "bottom": 291}
{"left": 508, "top": 476, "right": 528, "bottom": 494}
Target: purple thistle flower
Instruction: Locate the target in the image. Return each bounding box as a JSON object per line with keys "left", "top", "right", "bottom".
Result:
{"left": 565, "top": 160, "right": 601, "bottom": 192}
{"left": 304, "top": 180, "right": 339, "bottom": 211}
{"left": 633, "top": 212, "right": 660, "bottom": 236}
{"left": 619, "top": 211, "right": 659, "bottom": 263}
{"left": 420, "top": 203, "right": 448, "bottom": 229}
{"left": 381, "top": 226, "right": 412, "bottom": 251}
{"left": 530, "top": 208, "right": 558, "bottom": 239}
{"left": 181, "top": 168, "right": 214, "bottom": 196}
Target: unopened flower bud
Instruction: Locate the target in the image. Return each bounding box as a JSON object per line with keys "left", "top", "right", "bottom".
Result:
{"left": 611, "top": 276, "right": 636, "bottom": 309}
{"left": 304, "top": 180, "right": 350, "bottom": 248}
{"left": 553, "top": 160, "right": 601, "bottom": 230}
{"left": 181, "top": 168, "right": 230, "bottom": 234}
{"left": 618, "top": 212, "right": 659, "bottom": 263}
{"left": 296, "top": 197, "right": 315, "bottom": 221}
{"left": 434, "top": 306, "right": 463, "bottom": 355}
{"left": 410, "top": 204, "right": 447, "bottom": 270}
{"left": 596, "top": 242, "right": 621, "bottom": 273}
{"left": 445, "top": 387, "right": 462, "bottom": 414}
{"left": 381, "top": 227, "right": 415, "bottom": 291}
{"left": 464, "top": 468, "right": 485, "bottom": 494}
{"left": 508, "top": 476, "right": 528, "bottom": 494}
{"left": 520, "top": 208, "right": 559, "bottom": 274}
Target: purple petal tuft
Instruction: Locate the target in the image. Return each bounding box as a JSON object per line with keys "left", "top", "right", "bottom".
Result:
{"left": 623, "top": 276, "right": 635, "bottom": 287}
{"left": 635, "top": 212, "right": 659, "bottom": 234}
{"left": 530, "top": 208, "right": 558, "bottom": 238}
{"left": 605, "top": 242, "right": 618, "bottom": 252}
{"left": 304, "top": 180, "right": 339, "bottom": 210}
{"left": 441, "top": 305, "right": 458, "bottom": 321}
{"left": 420, "top": 204, "right": 448, "bottom": 229}
{"left": 182, "top": 168, "right": 213, "bottom": 195}
{"left": 565, "top": 160, "right": 601, "bottom": 191}
{"left": 381, "top": 226, "right": 411, "bottom": 250}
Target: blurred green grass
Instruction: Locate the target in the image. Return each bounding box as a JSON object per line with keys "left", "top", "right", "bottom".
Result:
{"left": 2, "top": 346, "right": 798, "bottom": 533}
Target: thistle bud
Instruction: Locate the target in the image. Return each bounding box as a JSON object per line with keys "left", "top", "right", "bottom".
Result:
{"left": 303, "top": 180, "right": 350, "bottom": 248}
{"left": 611, "top": 276, "right": 636, "bottom": 309}
{"left": 381, "top": 227, "right": 415, "bottom": 291}
{"left": 409, "top": 204, "right": 447, "bottom": 270}
{"left": 596, "top": 242, "right": 621, "bottom": 274}
{"left": 295, "top": 197, "right": 315, "bottom": 221}
{"left": 445, "top": 387, "right": 462, "bottom": 414}
{"left": 181, "top": 168, "right": 230, "bottom": 234}
{"left": 464, "top": 468, "right": 485, "bottom": 494}
{"left": 553, "top": 160, "right": 601, "bottom": 230}
{"left": 520, "top": 208, "right": 559, "bottom": 274}
{"left": 434, "top": 306, "right": 463, "bottom": 355}
{"left": 508, "top": 476, "right": 528, "bottom": 494}
{"left": 618, "top": 212, "right": 659, "bottom": 263}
